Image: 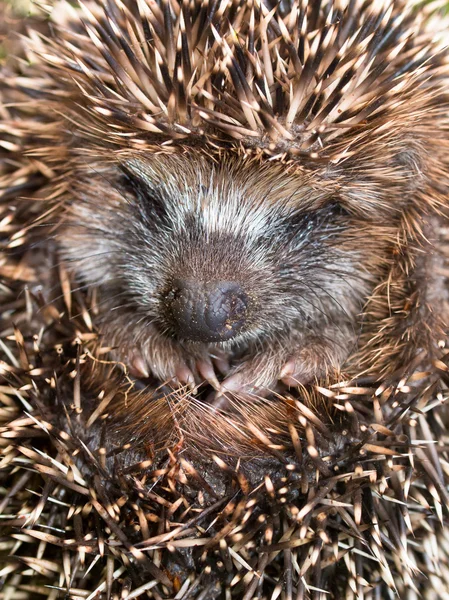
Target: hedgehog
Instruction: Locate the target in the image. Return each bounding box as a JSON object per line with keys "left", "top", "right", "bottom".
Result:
{"left": 2, "top": 0, "right": 449, "bottom": 598}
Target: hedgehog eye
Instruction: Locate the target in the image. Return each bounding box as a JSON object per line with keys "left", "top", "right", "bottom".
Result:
{"left": 327, "top": 199, "right": 351, "bottom": 218}
{"left": 120, "top": 167, "right": 167, "bottom": 221}
{"left": 285, "top": 201, "right": 349, "bottom": 236}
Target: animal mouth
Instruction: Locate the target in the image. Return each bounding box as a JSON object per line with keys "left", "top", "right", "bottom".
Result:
{"left": 128, "top": 344, "right": 235, "bottom": 398}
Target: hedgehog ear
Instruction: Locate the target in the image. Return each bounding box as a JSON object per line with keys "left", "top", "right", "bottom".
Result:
{"left": 285, "top": 201, "right": 350, "bottom": 236}
{"left": 385, "top": 145, "right": 426, "bottom": 203}
{"left": 120, "top": 164, "right": 147, "bottom": 197}
{"left": 393, "top": 148, "right": 425, "bottom": 181}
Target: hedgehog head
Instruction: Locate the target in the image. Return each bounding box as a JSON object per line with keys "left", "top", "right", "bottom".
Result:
{"left": 7, "top": 0, "right": 449, "bottom": 390}
{"left": 60, "top": 143, "right": 421, "bottom": 390}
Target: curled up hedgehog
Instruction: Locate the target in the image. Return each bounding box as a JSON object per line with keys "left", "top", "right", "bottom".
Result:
{"left": 3, "top": 0, "right": 449, "bottom": 597}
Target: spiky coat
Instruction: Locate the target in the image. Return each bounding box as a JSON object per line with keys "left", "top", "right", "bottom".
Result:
{"left": 2, "top": 1, "right": 449, "bottom": 599}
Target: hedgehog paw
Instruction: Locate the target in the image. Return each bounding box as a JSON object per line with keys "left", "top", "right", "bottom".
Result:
{"left": 219, "top": 368, "right": 275, "bottom": 398}
{"left": 279, "top": 340, "right": 343, "bottom": 387}
{"left": 210, "top": 370, "right": 263, "bottom": 409}
{"left": 280, "top": 357, "right": 315, "bottom": 387}
{"left": 218, "top": 344, "right": 331, "bottom": 396}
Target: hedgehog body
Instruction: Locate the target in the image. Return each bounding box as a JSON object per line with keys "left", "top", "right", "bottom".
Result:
{"left": 2, "top": 1, "right": 449, "bottom": 598}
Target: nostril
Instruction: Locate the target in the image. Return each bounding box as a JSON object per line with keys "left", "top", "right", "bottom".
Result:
{"left": 165, "top": 280, "right": 248, "bottom": 342}
{"left": 164, "top": 287, "right": 182, "bottom": 303}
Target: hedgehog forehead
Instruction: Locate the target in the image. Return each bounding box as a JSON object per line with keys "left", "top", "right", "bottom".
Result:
{"left": 124, "top": 155, "right": 328, "bottom": 236}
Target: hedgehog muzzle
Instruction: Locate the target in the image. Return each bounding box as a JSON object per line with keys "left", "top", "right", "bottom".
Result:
{"left": 165, "top": 279, "right": 248, "bottom": 343}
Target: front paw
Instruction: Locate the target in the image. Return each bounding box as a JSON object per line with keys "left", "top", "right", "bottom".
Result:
{"left": 127, "top": 340, "right": 226, "bottom": 392}
{"left": 128, "top": 345, "right": 194, "bottom": 389}
{"left": 220, "top": 352, "right": 285, "bottom": 397}
{"left": 279, "top": 344, "right": 339, "bottom": 387}
{"left": 221, "top": 336, "right": 348, "bottom": 397}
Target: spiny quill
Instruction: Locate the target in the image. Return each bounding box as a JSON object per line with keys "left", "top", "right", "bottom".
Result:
{"left": 2, "top": 286, "right": 449, "bottom": 598}
{"left": 2, "top": 0, "right": 449, "bottom": 159}
{"left": 2, "top": 0, "right": 449, "bottom": 598}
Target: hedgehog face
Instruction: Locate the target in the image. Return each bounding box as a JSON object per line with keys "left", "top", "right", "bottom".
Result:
{"left": 61, "top": 149, "right": 399, "bottom": 394}
{"left": 119, "top": 156, "right": 363, "bottom": 345}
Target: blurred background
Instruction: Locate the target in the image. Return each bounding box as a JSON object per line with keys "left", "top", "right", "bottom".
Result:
{"left": 0, "top": 0, "right": 47, "bottom": 63}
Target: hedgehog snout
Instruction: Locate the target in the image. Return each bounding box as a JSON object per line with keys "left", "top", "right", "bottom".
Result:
{"left": 164, "top": 279, "right": 248, "bottom": 343}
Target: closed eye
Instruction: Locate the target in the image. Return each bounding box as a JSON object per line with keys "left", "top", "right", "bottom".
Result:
{"left": 286, "top": 201, "right": 350, "bottom": 235}
{"left": 120, "top": 165, "right": 168, "bottom": 223}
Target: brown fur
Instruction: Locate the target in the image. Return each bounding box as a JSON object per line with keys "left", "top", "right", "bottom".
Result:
{"left": 2, "top": 1, "right": 449, "bottom": 598}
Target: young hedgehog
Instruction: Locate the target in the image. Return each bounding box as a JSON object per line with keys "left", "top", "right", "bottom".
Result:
{"left": 4, "top": 0, "right": 449, "bottom": 398}
{"left": 4, "top": 1, "right": 449, "bottom": 598}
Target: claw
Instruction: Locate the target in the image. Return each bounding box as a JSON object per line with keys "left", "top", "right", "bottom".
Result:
{"left": 129, "top": 352, "right": 150, "bottom": 379}
{"left": 280, "top": 358, "right": 295, "bottom": 378}
{"left": 211, "top": 350, "right": 231, "bottom": 376}
{"left": 220, "top": 371, "right": 263, "bottom": 398}
{"left": 221, "top": 371, "right": 247, "bottom": 394}
{"left": 207, "top": 390, "right": 231, "bottom": 411}
{"left": 197, "top": 358, "right": 222, "bottom": 391}
{"left": 280, "top": 359, "right": 309, "bottom": 387}
{"left": 175, "top": 364, "right": 196, "bottom": 391}
{"left": 221, "top": 368, "right": 280, "bottom": 397}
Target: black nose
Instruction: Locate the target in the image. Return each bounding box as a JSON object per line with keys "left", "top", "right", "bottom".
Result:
{"left": 165, "top": 280, "right": 248, "bottom": 343}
